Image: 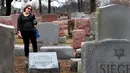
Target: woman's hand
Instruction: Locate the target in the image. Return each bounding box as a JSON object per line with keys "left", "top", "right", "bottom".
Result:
{"left": 34, "top": 24, "right": 37, "bottom": 28}
{"left": 17, "top": 31, "right": 22, "bottom": 38}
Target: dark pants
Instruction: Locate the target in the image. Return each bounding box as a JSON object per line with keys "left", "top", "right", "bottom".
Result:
{"left": 21, "top": 31, "right": 37, "bottom": 57}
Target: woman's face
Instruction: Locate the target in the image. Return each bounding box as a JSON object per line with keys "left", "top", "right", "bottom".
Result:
{"left": 25, "top": 6, "right": 32, "bottom": 13}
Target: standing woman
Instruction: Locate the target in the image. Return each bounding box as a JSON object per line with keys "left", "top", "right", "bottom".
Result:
{"left": 17, "top": 5, "right": 38, "bottom": 60}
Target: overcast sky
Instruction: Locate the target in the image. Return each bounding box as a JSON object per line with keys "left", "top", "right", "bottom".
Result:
{"left": 41, "top": 0, "right": 67, "bottom": 7}
{"left": 11, "top": 0, "right": 67, "bottom": 9}
{"left": 12, "top": 0, "right": 111, "bottom": 9}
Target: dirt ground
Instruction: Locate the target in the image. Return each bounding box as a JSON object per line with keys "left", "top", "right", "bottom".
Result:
{"left": 14, "top": 56, "right": 76, "bottom": 73}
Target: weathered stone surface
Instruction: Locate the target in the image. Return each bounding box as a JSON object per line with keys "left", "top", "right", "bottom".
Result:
{"left": 14, "top": 44, "right": 33, "bottom": 56}
{"left": 72, "top": 29, "right": 85, "bottom": 49}
{"left": 52, "top": 21, "right": 66, "bottom": 37}
{"left": 11, "top": 14, "right": 19, "bottom": 30}
{"left": 0, "top": 23, "right": 14, "bottom": 73}
{"left": 37, "top": 22, "right": 59, "bottom": 44}
{"left": 28, "top": 52, "right": 59, "bottom": 73}
{"left": 96, "top": 4, "right": 130, "bottom": 40}
{"left": 0, "top": 16, "right": 12, "bottom": 25}
{"left": 81, "top": 39, "right": 130, "bottom": 73}
{"left": 58, "top": 36, "right": 67, "bottom": 44}
{"left": 78, "top": 61, "right": 82, "bottom": 73}
{"left": 75, "top": 49, "right": 81, "bottom": 58}
{"left": 68, "top": 18, "right": 91, "bottom": 37}
{"left": 74, "top": 18, "right": 91, "bottom": 36}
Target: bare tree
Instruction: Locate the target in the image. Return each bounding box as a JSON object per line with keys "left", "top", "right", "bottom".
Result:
{"left": 77, "top": 0, "right": 81, "bottom": 12}
{"left": 47, "top": 0, "right": 60, "bottom": 13}
{"left": 97, "top": 0, "right": 111, "bottom": 7}
{"left": 47, "top": 0, "right": 51, "bottom": 13}
{"left": 65, "top": 0, "right": 82, "bottom": 12}
{"left": 39, "top": 0, "right": 42, "bottom": 14}
{"left": 80, "top": 0, "right": 83, "bottom": 11}
{"left": 90, "top": 0, "right": 96, "bottom": 13}
{"left": 1, "top": 0, "right": 4, "bottom": 6}
{"left": 6, "top": 0, "right": 13, "bottom": 15}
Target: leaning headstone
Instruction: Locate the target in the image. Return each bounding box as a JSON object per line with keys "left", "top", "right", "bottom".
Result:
{"left": 28, "top": 52, "right": 59, "bottom": 73}
{"left": 96, "top": 4, "right": 130, "bottom": 40}
{"left": 0, "top": 23, "right": 14, "bottom": 73}
{"left": 37, "top": 22, "right": 59, "bottom": 44}
{"left": 82, "top": 39, "right": 130, "bottom": 73}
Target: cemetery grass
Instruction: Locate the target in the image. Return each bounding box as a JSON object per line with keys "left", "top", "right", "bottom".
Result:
{"left": 14, "top": 35, "right": 76, "bottom": 73}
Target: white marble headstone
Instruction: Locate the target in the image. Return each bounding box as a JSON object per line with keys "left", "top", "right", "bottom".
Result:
{"left": 29, "top": 52, "right": 59, "bottom": 69}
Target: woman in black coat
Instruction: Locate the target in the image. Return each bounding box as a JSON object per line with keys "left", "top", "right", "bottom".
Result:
{"left": 17, "top": 4, "right": 38, "bottom": 60}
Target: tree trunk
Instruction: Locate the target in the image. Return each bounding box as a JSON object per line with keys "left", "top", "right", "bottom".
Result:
{"left": 90, "top": 0, "right": 96, "bottom": 13}
{"left": 48, "top": 0, "right": 51, "bottom": 13}
{"left": 1, "top": 0, "right": 4, "bottom": 6}
{"left": 80, "top": 0, "right": 83, "bottom": 12}
{"left": 6, "top": 0, "right": 12, "bottom": 16}
{"left": 77, "top": 0, "right": 81, "bottom": 12}
{"left": 39, "top": 0, "right": 42, "bottom": 14}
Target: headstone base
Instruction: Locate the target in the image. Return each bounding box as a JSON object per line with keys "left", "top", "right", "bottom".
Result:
{"left": 29, "top": 68, "right": 60, "bottom": 73}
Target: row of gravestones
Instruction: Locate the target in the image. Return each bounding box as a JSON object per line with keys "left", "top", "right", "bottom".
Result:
{"left": 0, "top": 28, "right": 59, "bottom": 73}
{"left": 0, "top": 14, "right": 91, "bottom": 73}
{"left": 71, "top": 4, "right": 130, "bottom": 73}
{"left": 0, "top": 11, "right": 74, "bottom": 73}
{"left": 0, "top": 22, "right": 74, "bottom": 73}
{"left": 18, "top": 5, "right": 129, "bottom": 73}
{"left": 16, "top": 22, "right": 74, "bottom": 73}
{"left": 2, "top": 4, "right": 130, "bottom": 73}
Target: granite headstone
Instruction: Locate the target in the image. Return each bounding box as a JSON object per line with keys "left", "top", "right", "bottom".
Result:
{"left": 40, "top": 45, "right": 74, "bottom": 59}
{"left": 29, "top": 52, "right": 59, "bottom": 73}
{"left": 96, "top": 4, "right": 130, "bottom": 40}
{"left": 0, "top": 23, "right": 14, "bottom": 73}
{"left": 37, "top": 22, "right": 59, "bottom": 44}
{"left": 82, "top": 39, "right": 130, "bottom": 73}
